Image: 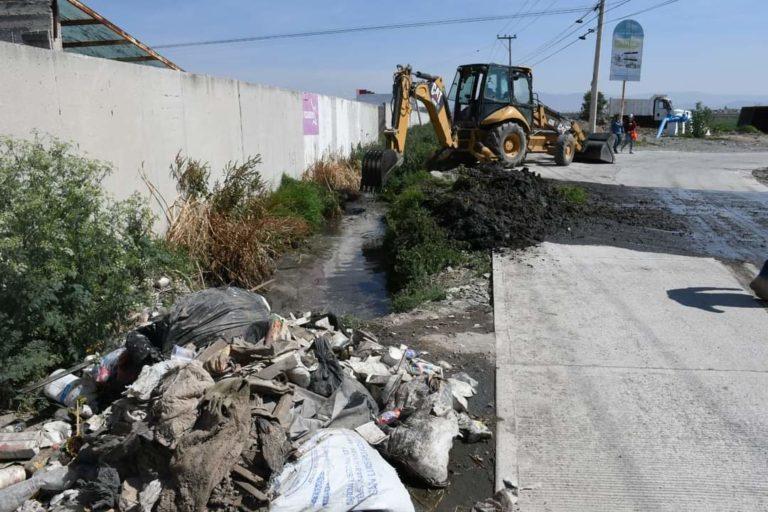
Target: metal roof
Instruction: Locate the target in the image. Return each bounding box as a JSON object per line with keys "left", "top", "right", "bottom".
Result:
{"left": 58, "top": 0, "right": 181, "bottom": 70}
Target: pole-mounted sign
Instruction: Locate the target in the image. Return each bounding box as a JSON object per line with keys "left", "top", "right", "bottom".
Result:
{"left": 610, "top": 19, "right": 644, "bottom": 82}
{"left": 610, "top": 19, "right": 644, "bottom": 122}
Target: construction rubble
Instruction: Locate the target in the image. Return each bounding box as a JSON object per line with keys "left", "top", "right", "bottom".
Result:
{"left": 0, "top": 287, "right": 491, "bottom": 512}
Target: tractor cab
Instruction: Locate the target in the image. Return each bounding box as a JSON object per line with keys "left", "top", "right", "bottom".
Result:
{"left": 447, "top": 63, "right": 534, "bottom": 128}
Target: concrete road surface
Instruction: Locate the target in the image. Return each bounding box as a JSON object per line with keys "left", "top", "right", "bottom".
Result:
{"left": 495, "top": 152, "right": 768, "bottom": 511}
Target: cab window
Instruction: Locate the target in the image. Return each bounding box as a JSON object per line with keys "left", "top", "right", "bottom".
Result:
{"left": 484, "top": 65, "right": 511, "bottom": 103}
{"left": 512, "top": 72, "right": 532, "bottom": 105}
{"left": 456, "top": 72, "right": 477, "bottom": 105}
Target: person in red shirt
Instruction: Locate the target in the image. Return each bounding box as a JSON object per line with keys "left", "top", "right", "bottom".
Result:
{"left": 621, "top": 114, "right": 638, "bottom": 154}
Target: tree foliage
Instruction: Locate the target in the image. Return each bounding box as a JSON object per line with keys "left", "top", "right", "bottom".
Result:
{"left": 580, "top": 90, "right": 608, "bottom": 124}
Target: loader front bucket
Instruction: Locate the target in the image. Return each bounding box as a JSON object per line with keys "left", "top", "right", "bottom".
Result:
{"left": 361, "top": 148, "right": 402, "bottom": 190}
{"left": 574, "top": 133, "right": 615, "bottom": 164}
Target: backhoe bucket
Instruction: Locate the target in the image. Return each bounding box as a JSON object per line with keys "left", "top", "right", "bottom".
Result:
{"left": 574, "top": 133, "right": 615, "bottom": 164}
{"left": 361, "top": 149, "right": 402, "bottom": 190}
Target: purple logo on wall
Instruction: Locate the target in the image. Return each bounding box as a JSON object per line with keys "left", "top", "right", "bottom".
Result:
{"left": 303, "top": 93, "right": 319, "bottom": 135}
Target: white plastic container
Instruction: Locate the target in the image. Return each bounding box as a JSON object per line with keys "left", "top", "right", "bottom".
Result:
{"left": 0, "top": 466, "right": 26, "bottom": 491}
{"left": 43, "top": 369, "right": 96, "bottom": 408}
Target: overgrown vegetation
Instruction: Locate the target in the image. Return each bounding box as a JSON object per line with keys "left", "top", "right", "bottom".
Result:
{"left": 156, "top": 153, "right": 348, "bottom": 289}
{"left": 737, "top": 124, "right": 760, "bottom": 134}
{"left": 385, "top": 173, "right": 467, "bottom": 311}
{"left": 381, "top": 124, "right": 439, "bottom": 201}
{"left": 709, "top": 114, "right": 739, "bottom": 133}
{"left": 0, "top": 139, "right": 192, "bottom": 402}
{"left": 380, "top": 126, "right": 487, "bottom": 311}
{"left": 302, "top": 152, "right": 362, "bottom": 196}
{"left": 691, "top": 101, "right": 714, "bottom": 138}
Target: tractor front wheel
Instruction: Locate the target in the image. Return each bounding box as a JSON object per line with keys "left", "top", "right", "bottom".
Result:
{"left": 487, "top": 122, "right": 527, "bottom": 167}
{"left": 554, "top": 133, "right": 576, "bottom": 166}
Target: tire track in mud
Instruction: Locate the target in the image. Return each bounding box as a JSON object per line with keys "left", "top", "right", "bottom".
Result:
{"left": 656, "top": 187, "right": 768, "bottom": 264}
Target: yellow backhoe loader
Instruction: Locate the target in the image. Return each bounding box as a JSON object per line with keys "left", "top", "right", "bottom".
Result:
{"left": 361, "top": 63, "right": 614, "bottom": 189}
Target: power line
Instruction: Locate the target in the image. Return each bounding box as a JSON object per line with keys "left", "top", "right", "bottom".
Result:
{"left": 517, "top": 2, "right": 597, "bottom": 62}
{"left": 605, "top": 0, "right": 679, "bottom": 23}
{"left": 530, "top": 0, "right": 680, "bottom": 66}
{"left": 495, "top": 0, "right": 534, "bottom": 36}
{"left": 516, "top": 0, "right": 559, "bottom": 36}
{"left": 154, "top": 5, "right": 606, "bottom": 49}
{"left": 521, "top": 0, "right": 631, "bottom": 62}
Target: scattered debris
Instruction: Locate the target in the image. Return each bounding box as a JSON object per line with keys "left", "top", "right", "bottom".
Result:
{"left": 1, "top": 286, "right": 489, "bottom": 510}
{"left": 471, "top": 480, "right": 519, "bottom": 512}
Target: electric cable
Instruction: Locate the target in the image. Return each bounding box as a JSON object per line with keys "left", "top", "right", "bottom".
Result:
{"left": 154, "top": 5, "right": 610, "bottom": 49}
{"left": 529, "top": 0, "right": 680, "bottom": 66}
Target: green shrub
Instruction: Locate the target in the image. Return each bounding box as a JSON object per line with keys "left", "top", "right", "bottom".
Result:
{"left": 0, "top": 138, "right": 192, "bottom": 401}
{"left": 268, "top": 175, "right": 340, "bottom": 229}
{"left": 691, "top": 102, "right": 713, "bottom": 138}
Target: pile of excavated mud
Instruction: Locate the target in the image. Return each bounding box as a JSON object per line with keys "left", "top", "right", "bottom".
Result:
{"left": 428, "top": 164, "right": 570, "bottom": 250}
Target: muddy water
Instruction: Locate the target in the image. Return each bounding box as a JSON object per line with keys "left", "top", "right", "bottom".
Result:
{"left": 263, "top": 196, "right": 391, "bottom": 319}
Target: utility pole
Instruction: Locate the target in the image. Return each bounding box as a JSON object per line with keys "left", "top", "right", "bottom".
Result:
{"left": 497, "top": 34, "right": 517, "bottom": 67}
{"left": 588, "top": 0, "right": 605, "bottom": 132}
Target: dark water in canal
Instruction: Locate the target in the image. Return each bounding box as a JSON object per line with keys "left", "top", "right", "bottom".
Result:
{"left": 263, "top": 196, "right": 391, "bottom": 319}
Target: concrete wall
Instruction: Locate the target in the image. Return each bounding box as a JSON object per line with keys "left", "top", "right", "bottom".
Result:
{"left": 0, "top": 40, "right": 379, "bottom": 218}
{"left": 0, "top": 0, "right": 59, "bottom": 49}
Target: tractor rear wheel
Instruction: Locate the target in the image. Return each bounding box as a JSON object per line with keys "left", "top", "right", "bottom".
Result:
{"left": 487, "top": 122, "right": 527, "bottom": 167}
{"left": 554, "top": 133, "right": 576, "bottom": 166}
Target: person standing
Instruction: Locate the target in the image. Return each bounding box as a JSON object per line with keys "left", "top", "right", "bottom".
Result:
{"left": 621, "top": 114, "right": 638, "bottom": 154}
{"left": 611, "top": 115, "right": 624, "bottom": 153}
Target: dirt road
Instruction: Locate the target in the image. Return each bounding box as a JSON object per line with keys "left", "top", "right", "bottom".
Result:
{"left": 540, "top": 150, "right": 768, "bottom": 266}
{"left": 496, "top": 151, "right": 768, "bottom": 511}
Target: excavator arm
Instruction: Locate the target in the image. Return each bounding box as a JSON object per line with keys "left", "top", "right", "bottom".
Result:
{"left": 361, "top": 65, "right": 455, "bottom": 189}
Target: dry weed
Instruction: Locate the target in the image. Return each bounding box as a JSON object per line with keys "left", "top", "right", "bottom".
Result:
{"left": 302, "top": 153, "right": 361, "bottom": 194}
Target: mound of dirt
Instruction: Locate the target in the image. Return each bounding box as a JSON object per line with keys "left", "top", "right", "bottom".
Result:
{"left": 428, "top": 164, "right": 570, "bottom": 250}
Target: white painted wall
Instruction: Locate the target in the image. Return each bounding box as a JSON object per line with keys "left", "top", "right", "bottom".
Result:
{"left": 0, "top": 41, "right": 380, "bottom": 217}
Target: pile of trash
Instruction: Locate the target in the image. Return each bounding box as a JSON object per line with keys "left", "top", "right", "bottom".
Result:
{"left": 0, "top": 287, "right": 491, "bottom": 511}
{"left": 428, "top": 164, "right": 570, "bottom": 250}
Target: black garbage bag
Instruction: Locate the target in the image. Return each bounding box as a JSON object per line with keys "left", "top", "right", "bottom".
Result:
{"left": 162, "top": 287, "right": 271, "bottom": 352}
{"left": 309, "top": 335, "right": 344, "bottom": 397}
{"left": 77, "top": 466, "right": 121, "bottom": 511}
{"left": 125, "top": 331, "right": 162, "bottom": 366}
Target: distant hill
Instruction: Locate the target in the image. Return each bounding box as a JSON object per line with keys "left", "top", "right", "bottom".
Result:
{"left": 538, "top": 91, "right": 768, "bottom": 112}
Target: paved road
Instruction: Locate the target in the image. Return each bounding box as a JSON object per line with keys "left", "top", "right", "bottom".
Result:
{"left": 495, "top": 152, "right": 768, "bottom": 511}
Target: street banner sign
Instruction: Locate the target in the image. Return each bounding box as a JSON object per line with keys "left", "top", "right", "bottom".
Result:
{"left": 610, "top": 20, "right": 644, "bottom": 81}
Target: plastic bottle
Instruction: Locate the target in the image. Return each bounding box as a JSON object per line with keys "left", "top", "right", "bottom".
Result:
{"left": 0, "top": 465, "right": 72, "bottom": 512}
{"left": 43, "top": 370, "right": 96, "bottom": 408}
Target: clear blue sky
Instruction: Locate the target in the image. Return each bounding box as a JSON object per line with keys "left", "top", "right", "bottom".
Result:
{"left": 86, "top": 0, "right": 767, "bottom": 101}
